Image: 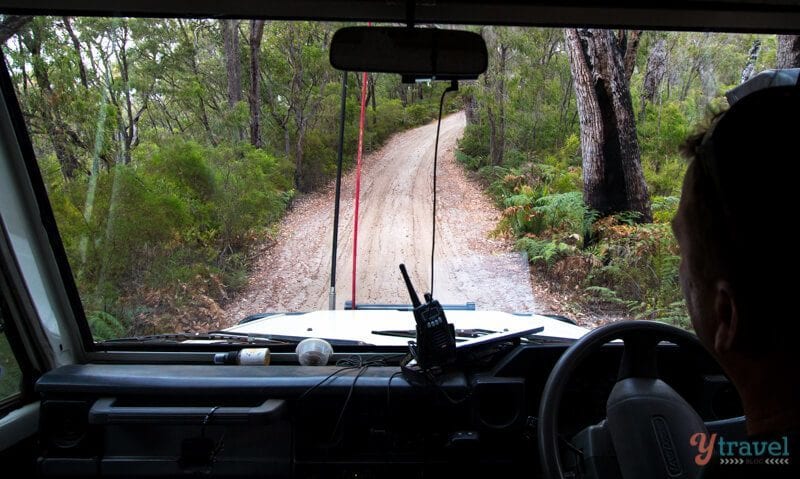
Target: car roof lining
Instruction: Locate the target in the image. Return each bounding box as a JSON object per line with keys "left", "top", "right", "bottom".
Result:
{"left": 1, "top": 0, "right": 800, "bottom": 33}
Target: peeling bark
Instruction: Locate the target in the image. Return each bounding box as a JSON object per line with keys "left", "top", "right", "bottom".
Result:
{"left": 565, "top": 28, "right": 651, "bottom": 222}
{"left": 777, "top": 35, "right": 800, "bottom": 69}
{"left": 740, "top": 39, "right": 762, "bottom": 84}
{"left": 640, "top": 38, "right": 667, "bottom": 118}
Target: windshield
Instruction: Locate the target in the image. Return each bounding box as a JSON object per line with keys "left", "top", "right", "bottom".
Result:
{"left": 0, "top": 16, "right": 782, "bottom": 343}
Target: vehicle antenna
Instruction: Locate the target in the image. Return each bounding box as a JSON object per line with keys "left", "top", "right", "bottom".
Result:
{"left": 430, "top": 80, "right": 459, "bottom": 296}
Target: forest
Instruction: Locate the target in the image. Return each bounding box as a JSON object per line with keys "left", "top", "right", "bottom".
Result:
{"left": 1, "top": 16, "right": 457, "bottom": 337}
{"left": 1, "top": 14, "right": 799, "bottom": 336}
{"left": 460, "top": 29, "right": 800, "bottom": 326}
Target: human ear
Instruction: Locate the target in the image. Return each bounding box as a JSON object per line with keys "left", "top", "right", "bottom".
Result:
{"left": 713, "top": 281, "right": 738, "bottom": 354}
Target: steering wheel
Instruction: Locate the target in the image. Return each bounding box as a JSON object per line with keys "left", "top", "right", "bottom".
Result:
{"left": 538, "top": 320, "right": 710, "bottom": 479}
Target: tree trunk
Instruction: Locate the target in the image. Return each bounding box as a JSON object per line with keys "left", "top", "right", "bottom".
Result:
{"left": 294, "top": 125, "right": 306, "bottom": 190}
{"left": 248, "top": 20, "right": 265, "bottom": 148}
{"left": 740, "top": 39, "right": 762, "bottom": 84}
{"left": 24, "top": 21, "right": 81, "bottom": 180}
{"left": 221, "top": 20, "right": 243, "bottom": 140}
{"left": 178, "top": 19, "right": 216, "bottom": 146}
{"left": 464, "top": 93, "right": 478, "bottom": 124}
{"left": 118, "top": 23, "right": 134, "bottom": 164}
{"left": 62, "top": 17, "right": 88, "bottom": 89}
{"left": 639, "top": 38, "right": 667, "bottom": 119}
{"left": 565, "top": 28, "right": 651, "bottom": 222}
{"left": 777, "top": 35, "right": 800, "bottom": 69}
{"left": 285, "top": 24, "right": 330, "bottom": 191}
{"left": 17, "top": 40, "right": 28, "bottom": 96}
{"left": 369, "top": 74, "right": 377, "bottom": 126}
{"left": 0, "top": 15, "right": 32, "bottom": 44}
{"left": 619, "top": 30, "right": 642, "bottom": 82}
{"left": 490, "top": 44, "right": 507, "bottom": 166}
{"left": 398, "top": 83, "right": 408, "bottom": 106}
{"left": 484, "top": 26, "right": 507, "bottom": 166}
{"left": 558, "top": 68, "right": 574, "bottom": 131}
{"left": 221, "top": 20, "right": 242, "bottom": 107}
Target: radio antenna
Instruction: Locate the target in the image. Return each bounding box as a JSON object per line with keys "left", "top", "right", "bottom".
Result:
{"left": 430, "top": 80, "right": 458, "bottom": 296}
{"left": 399, "top": 264, "right": 421, "bottom": 308}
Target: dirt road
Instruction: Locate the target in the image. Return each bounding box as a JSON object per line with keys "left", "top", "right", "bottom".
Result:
{"left": 224, "top": 112, "right": 537, "bottom": 324}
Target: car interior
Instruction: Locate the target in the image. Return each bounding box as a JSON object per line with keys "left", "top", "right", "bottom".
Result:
{"left": 1, "top": 1, "right": 797, "bottom": 478}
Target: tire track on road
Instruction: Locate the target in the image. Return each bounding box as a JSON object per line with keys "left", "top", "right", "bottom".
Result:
{"left": 224, "top": 112, "right": 537, "bottom": 324}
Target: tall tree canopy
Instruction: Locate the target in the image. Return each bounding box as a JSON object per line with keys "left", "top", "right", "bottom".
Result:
{"left": 1, "top": 17, "right": 453, "bottom": 334}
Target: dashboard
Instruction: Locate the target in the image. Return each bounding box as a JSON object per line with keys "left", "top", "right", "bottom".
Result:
{"left": 32, "top": 342, "right": 743, "bottom": 478}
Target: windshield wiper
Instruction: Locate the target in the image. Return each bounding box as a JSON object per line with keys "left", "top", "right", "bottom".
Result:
{"left": 519, "top": 334, "right": 576, "bottom": 345}
{"left": 371, "top": 328, "right": 498, "bottom": 341}
{"left": 206, "top": 330, "right": 373, "bottom": 347}
{"left": 102, "top": 331, "right": 374, "bottom": 347}
{"left": 100, "top": 332, "right": 295, "bottom": 346}
{"left": 371, "top": 327, "right": 576, "bottom": 345}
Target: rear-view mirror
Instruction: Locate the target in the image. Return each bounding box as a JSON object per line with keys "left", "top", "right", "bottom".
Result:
{"left": 329, "top": 27, "right": 488, "bottom": 82}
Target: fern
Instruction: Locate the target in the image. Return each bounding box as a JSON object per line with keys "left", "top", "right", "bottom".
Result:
{"left": 516, "top": 238, "right": 574, "bottom": 267}
{"left": 614, "top": 210, "right": 644, "bottom": 226}
{"left": 530, "top": 192, "right": 589, "bottom": 236}
{"left": 504, "top": 193, "right": 535, "bottom": 208}
{"left": 87, "top": 311, "right": 127, "bottom": 341}
{"left": 583, "top": 286, "right": 628, "bottom": 306}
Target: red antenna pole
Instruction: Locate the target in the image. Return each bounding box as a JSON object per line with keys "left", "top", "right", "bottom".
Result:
{"left": 352, "top": 26, "right": 370, "bottom": 309}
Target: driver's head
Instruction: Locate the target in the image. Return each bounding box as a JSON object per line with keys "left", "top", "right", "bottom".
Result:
{"left": 673, "top": 86, "right": 800, "bottom": 363}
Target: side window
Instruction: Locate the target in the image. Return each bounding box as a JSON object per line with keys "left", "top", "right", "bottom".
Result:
{"left": 0, "top": 315, "right": 23, "bottom": 403}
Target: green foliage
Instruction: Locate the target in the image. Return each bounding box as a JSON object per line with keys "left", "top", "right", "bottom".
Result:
{"left": 451, "top": 29, "right": 779, "bottom": 327}
{"left": 0, "top": 332, "right": 23, "bottom": 400}
{"left": 460, "top": 123, "right": 490, "bottom": 158}
{"left": 44, "top": 139, "right": 294, "bottom": 335}
{"left": 368, "top": 99, "right": 405, "bottom": 149}
{"left": 4, "top": 20, "right": 777, "bottom": 332}
{"left": 4, "top": 18, "right": 447, "bottom": 337}
{"left": 651, "top": 196, "right": 680, "bottom": 224}
{"left": 455, "top": 151, "right": 482, "bottom": 171}
{"left": 212, "top": 144, "right": 294, "bottom": 248}
{"left": 508, "top": 191, "right": 590, "bottom": 237}
{"left": 404, "top": 103, "right": 436, "bottom": 126}
{"left": 583, "top": 221, "right": 686, "bottom": 323}
{"left": 515, "top": 237, "right": 575, "bottom": 267}
{"left": 87, "top": 311, "right": 127, "bottom": 340}
{"left": 638, "top": 101, "right": 691, "bottom": 196}
{"left": 147, "top": 141, "right": 216, "bottom": 202}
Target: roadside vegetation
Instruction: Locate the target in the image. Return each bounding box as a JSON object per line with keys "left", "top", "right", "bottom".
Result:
{"left": 2, "top": 15, "right": 799, "bottom": 335}
{"left": 459, "top": 29, "right": 798, "bottom": 327}
{"left": 2, "top": 17, "right": 458, "bottom": 336}
{"left": 1, "top": 331, "right": 22, "bottom": 400}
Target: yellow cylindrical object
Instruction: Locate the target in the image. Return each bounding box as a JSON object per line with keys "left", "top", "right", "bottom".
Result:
{"left": 238, "top": 348, "right": 271, "bottom": 365}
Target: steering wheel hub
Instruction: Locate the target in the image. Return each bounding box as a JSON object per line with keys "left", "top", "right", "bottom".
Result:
{"left": 538, "top": 320, "right": 710, "bottom": 479}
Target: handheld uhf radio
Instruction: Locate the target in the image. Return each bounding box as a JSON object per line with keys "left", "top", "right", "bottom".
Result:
{"left": 399, "top": 264, "right": 456, "bottom": 369}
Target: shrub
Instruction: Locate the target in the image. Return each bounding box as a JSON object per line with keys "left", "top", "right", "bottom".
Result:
{"left": 50, "top": 139, "right": 294, "bottom": 336}
{"left": 515, "top": 237, "right": 575, "bottom": 267}
{"left": 212, "top": 145, "right": 293, "bottom": 249}
{"left": 87, "top": 311, "right": 127, "bottom": 340}
{"left": 584, "top": 221, "right": 686, "bottom": 323}
{"left": 458, "top": 123, "right": 490, "bottom": 159}
{"left": 651, "top": 196, "right": 680, "bottom": 224}
{"left": 371, "top": 99, "right": 405, "bottom": 147}
{"left": 504, "top": 191, "right": 592, "bottom": 237}
{"left": 644, "top": 155, "right": 687, "bottom": 197}
{"left": 455, "top": 150, "right": 483, "bottom": 171}
{"left": 404, "top": 103, "right": 435, "bottom": 127}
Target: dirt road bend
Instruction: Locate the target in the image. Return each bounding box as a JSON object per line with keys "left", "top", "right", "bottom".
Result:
{"left": 224, "top": 112, "right": 537, "bottom": 324}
